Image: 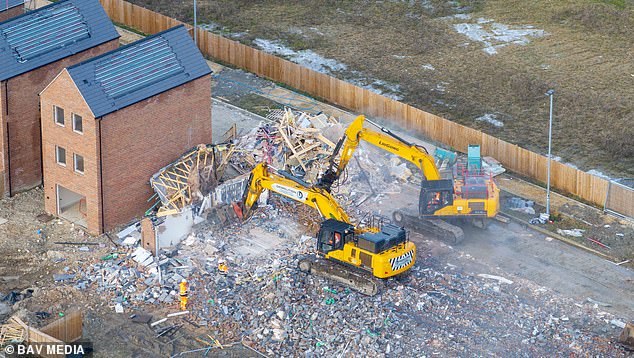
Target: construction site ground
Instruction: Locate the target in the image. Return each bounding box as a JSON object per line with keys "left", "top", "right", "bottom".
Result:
{"left": 0, "top": 25, "right": 633, "bottom": 357}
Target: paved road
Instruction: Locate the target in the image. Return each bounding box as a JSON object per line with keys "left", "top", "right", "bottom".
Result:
{"left": 449, "top": 222, "right": 633, "bottom": 316}
{"left": 365, "top": 180, "right": 634, "bottom": 318}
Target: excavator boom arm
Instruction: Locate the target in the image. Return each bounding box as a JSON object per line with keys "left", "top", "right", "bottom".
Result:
{"left": 243, "top": 163, "right": 351, "bottom": 223}
{"left": 327, "top": 115, "right": 440, "bottom": 186}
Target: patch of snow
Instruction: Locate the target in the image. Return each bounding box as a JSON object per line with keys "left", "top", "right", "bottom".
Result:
{"left": 350, "top": 77, "right": 403, "bottom": 100}
{"left": 440, "top": 13, "right": 472, "bottom": 21}
{"left": 391, "top": 0, "right": 434, "bottom": 11}
{"left": 565, "top": 163, "right": 578, "bottom": 169}
{"left": 254, "top": 38, "right": 347, "bottom": 73}
{"left": 475, "top": 113, "right": 503, "bottom": 127}
{"left": 200, "top": 23, "right": 247, "bottom": 39}
{"left": 308, "top": 27, "right": 324, "bottom": 36}
{"left": 451, "top": 18, "right": 546, "bottom": 55}
{"left": 588, "top": 169, "right": 611, "bottom": 180}
{"left": 435, "top": 83, "right": 447, "bottom": 93}
{"left": 421, "top": 64, "right": 435, "bottom": 71}
{"left": 393, "top": 55, "right": 407, "bottom": 59}
{"left": 199, "top": 22, "right": 221, "bottom": 31}
{"left": 253, "top": 38, "right": 403, "bottom": 99}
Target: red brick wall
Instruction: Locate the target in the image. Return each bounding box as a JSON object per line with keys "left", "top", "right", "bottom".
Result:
{"left": 99, "top": 75, "right": 212, "bottom": 232}
{"left": 0, "top": 6, "right": 23, "bottom": 22}
{"left": 0, "top": 38, "right": 118, "bottom": 196}
{"left": 40, "top": 70, "right": 102, "bottom": 234}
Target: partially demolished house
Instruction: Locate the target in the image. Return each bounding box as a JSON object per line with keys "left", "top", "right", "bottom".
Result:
{"left": 0, "top": 0, "right": 24, "bottom": 22}
{"left": 0, "top": 0, "right": 120, "bottom": 196}
{"left": 40, "top": 25, "right": 212, "bottom": 235}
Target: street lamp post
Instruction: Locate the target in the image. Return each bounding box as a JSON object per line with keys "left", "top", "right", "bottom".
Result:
{"left": 193, "top": 0, "right": 197, "bottom": 45}
{"left": 545, "top": 89, "right": 555, "bottom": 219}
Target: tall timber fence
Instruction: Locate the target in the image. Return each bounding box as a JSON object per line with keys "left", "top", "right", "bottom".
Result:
{"left": 99, "top": 0, "right": 634, "bottom": 220}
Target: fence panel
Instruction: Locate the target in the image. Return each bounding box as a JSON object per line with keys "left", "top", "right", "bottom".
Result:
{"left": 40, "top": 311, "right": 83, "bottom": 343}
{"left": 98, "top": 0, "right": 634, "bottom": 219}
{"left": 605, "top": 181, "right": 634, "bottom": 218}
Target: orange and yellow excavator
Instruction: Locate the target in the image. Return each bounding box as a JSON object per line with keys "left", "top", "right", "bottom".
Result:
{"left": 317, "top": 115, "right": 500, "bottom": 243}
{"left": 242, "top": 162, "right": 416, "bottom": 295}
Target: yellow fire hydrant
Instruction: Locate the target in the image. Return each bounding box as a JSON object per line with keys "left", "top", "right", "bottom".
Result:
{"left": 179, "top": 279, "right": 188, "bottom": 311}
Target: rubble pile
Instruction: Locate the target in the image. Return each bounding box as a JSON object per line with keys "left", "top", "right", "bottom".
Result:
{"left": 46, "top": 195, "right": 627, "bottom": 356}
{"left": 230, "top": 108, "right": 344, "bottom": 183}
{"left": 177, "top": 227, "right": 626, "bottom": 356}
{"left": 37, "top": 108, "right": 629, "bottom": 356}
{"left": 332, "top": 143, "right": 410, "bottom": 198}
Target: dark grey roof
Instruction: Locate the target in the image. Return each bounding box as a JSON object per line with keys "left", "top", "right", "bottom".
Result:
{"left": 0, "top": 0, "right": 119, "bottom": 81}
{"left": 0, "top": 0, "right": 23, "bottom": 12}
{"left": 67, "top": 25, "right": 211, "bottom": 118}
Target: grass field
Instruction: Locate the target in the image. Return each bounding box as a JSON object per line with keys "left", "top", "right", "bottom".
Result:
{"left": 130, "top": 0, "right": 634, "bottom": 179}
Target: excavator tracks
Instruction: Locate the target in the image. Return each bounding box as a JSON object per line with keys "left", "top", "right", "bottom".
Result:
{"left": 298, "top": 256, "right": 382, "bottom": 296}
{"left": 392, "top": 209, "right": 465, "bottom": 244}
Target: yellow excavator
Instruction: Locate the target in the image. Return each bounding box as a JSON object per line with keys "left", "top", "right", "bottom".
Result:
{"left": 317, "top": 115, "right": 500, "bottom": 243}
{"left": 242, "top": 162, "right": 416, "bottom": 294}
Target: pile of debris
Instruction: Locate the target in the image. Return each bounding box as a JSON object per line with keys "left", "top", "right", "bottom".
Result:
{"left": 51, "top": 225, "right": 202, "bottom": 313}
{"left": 46, "top": 189, "right": 628, "bottom": 356}
{"left": 229, "top": 108, "right": 344, "bottom": 183}
{"left": 150, "top": 144, "right": 235, "bottom": 217}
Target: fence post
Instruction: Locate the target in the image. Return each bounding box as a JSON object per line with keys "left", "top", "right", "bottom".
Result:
{"left": 603, "top": 180, "right": 611, "bottom": 212}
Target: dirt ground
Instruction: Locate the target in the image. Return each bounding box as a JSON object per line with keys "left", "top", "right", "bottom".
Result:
{"left": 129, "top": 0, "right": 634, "bottom": 179}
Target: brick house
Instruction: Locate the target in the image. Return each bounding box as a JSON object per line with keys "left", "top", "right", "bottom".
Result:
{"left": 0, "top": 0, "right": 119, "bottom": 196}
{"left": 0, "top": 0, "right": 23, "bottom": 22}
{"left": 40, "top": 25, "right": 212, "bottom": 235}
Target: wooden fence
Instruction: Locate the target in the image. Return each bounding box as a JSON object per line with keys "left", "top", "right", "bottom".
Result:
{"left": 40, "top": 310, "right": 83, "bottom": 343}
{"left": 99, "top": 0, "right": 633, "bottom": 219}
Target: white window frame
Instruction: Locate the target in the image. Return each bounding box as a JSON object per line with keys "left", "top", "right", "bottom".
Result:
{"left": 56, "top": 146, "right": 66, "bottom": 167}
{"left": 54, "top": 106, "right": 64, "bottom": 126}
{"left": 73, "top": 153, "right": 84, "bottom": 174}
{"left": 72, "top": 113, "right": 83, "bottom": 134}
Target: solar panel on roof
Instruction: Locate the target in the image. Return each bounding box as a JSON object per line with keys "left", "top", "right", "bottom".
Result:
{"left": 1, "top": 3, "right": 90, "bottom": 63}
{"left": 94, "top": 36, "right": 184, "bottom": 99}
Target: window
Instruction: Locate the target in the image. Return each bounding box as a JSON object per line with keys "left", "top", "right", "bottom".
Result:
{"left": 74, "top": 154, "right": 84, "bottom": 174}
{"left": 72, "top": 114, "right": 83, "bottom": 133}
{"left": 54, "top": 106, "right": 64, "bottom": 126}
{"left": 56, "top": 146, "right": 66, "bottom": 166}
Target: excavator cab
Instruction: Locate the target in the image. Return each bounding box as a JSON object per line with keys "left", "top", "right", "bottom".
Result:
{"left": 419, "top": 179, "right": 454, "bottom": 215}
{"left": 316, "top": 219, "right": 355, "bottom": 254}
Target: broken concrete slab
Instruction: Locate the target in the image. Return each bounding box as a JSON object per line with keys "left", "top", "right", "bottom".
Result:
{"left": 122, "top": 236, "right": 140, "bottom": 246}
{"left": 156, "top": 207, "right": 194, "bottom": 248}
{"left": 131, "top": 313, "right": 153, "bottom": 324}
{"left": 53, "top": 274, "right": 75, "bottom": 282}
{"left": 117, "top": 224, "right": 139, "bottom": 239}
{"left": 131, "top": 247, "right": 154, "bottom": 267}
{"left": 477, "top": 274, "right": 514, "bottom": 285}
